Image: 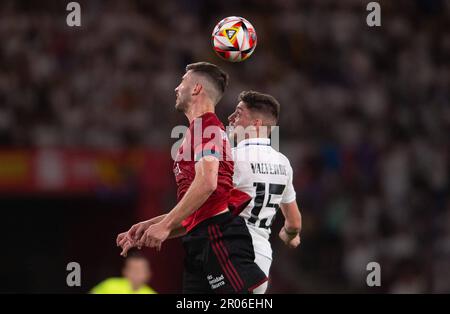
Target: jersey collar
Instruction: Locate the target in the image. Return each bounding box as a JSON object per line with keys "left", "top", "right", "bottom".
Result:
{"left": 237, "top": 137, "right": 271, "bottom": 148}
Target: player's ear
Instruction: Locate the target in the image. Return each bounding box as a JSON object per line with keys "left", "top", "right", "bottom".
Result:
{"left": 253, "top": 118, "right": 263, "bottom": 127}
{"left": 192, "top": 83, "right": 202, "bottom": 96}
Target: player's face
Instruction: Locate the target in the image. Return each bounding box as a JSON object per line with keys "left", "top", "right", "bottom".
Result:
{"left": 228, "top": 102, "right": 256, "bottom": 141}
{"left": 174, "top": 72, "right": 193, "bottom": 112}
{"left": 228, "top": 102, "right": 254, "bottom": 129}
{"left": 123, "top": 258, "right": 151, "bottom": 289}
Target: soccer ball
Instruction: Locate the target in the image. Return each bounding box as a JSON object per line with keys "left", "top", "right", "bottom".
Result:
{"left": 211, "top": 16, "right": 257, "bottom": 62}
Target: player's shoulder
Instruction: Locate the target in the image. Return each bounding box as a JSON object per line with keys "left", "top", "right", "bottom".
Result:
{"left": 189, "top": 112, "right": 223, "bottom": 131}
{"left": 272, "top": 149, "right": 292, "bottom": 167}
{"left": 200, "top": 112, "right": 223, "bottom": 128}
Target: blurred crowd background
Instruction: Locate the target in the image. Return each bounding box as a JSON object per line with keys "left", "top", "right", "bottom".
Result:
{"left": 0, "top": 0, "right": 449, "bottom": 293}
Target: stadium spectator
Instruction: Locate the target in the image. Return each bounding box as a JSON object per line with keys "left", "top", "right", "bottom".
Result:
{"left": 0, "top": 0, "right": 448, "bottom": 292}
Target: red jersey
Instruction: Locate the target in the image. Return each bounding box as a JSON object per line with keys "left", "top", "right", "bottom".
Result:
{"left": 173, "top": 112, "right": 234, "bottom": 233}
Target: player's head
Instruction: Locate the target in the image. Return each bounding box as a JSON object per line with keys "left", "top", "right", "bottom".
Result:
{"left": 122, "top": 252, "right": 152, "bottom": 289}
{"left": 228, "top": 90, "right": 280, "bottom": 139}
{"left": 175, "top": 62, "right": 229, "bottom": 112}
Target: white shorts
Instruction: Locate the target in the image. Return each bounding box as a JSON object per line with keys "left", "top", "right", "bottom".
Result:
{"left": 254, "top": 250, "right": 272, "bottom": 277}
{"left": 246, "top": 225, "right": 273, "bottom": 276}
{"left": 247, "top": 226, "right": 272, "bottom": 294}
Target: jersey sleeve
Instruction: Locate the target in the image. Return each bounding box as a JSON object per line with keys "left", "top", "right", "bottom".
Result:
{"left": 281, "top": 162, "right": 296, "bottom": 203}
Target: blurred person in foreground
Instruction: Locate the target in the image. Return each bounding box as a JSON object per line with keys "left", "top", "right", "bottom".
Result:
{"left": 90, "top": 253, "right": 157, "bottom": 294}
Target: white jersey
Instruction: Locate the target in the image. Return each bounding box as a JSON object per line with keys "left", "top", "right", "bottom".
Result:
{"left": 232, "top": 138, "right": 296, "bottom": 262}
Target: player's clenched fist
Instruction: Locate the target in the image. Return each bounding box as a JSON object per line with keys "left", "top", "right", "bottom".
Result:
{"left": 279, "top": 226, "right": 301, "bottom": 249}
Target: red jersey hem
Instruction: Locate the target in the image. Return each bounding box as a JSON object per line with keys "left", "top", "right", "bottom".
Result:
{"left": 182, "top": 202, "right": 229, "bottom": 233}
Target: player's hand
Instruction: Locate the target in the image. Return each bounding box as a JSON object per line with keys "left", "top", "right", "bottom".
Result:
{"left": 117, "top": 232, "right": 138, "bottom": 257}
{"left": 287, "top": 234, "right": 301, "bottom": 248}
{"left": 128, "top": 220, "right": 157, "bottom": 243}
{"left": 117, "top": 219, "right": 156, "bottom": 249}
{"left": 117, "top": 220, "right": 153, "bottom": 257}
{"left": 116, "top": 230, "right": 137, "bottom": 247}
{"left": 119, "top": 238, "right": 138, "bottom": 257}
{"left": 279, "top": 227, "right": 301, "bottom": 249}
{"left": 137, "top": 222, "right": 171, "bottom": 251}
{"left": 116, "top": 231, "right": 128, "bottom": 247}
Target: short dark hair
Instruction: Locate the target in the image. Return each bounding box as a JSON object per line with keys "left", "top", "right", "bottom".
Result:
{"left": 238, "top": 90, "right": 280, "bottom": 123}
{"left": 186, "top": 62, "right": 229, "bottom": 96}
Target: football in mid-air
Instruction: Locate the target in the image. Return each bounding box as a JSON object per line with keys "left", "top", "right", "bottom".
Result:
{"left": 212, "top": 16, "right": 257, "bottom": 62}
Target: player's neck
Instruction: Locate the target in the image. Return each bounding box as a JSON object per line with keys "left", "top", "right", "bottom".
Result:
{"left": 247, "top": 127, "right": 270, "bottom": 139}
{"left": 244, "top": 135, "right": 269, "bottom": 142}
{"left": 185, "top": 100, "right": 215, "bottom": 123}
{"left": 248, "top": 135, "right": 268, "bottom": 139}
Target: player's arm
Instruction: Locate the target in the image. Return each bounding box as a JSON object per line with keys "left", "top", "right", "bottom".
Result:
{"left": 279, "top": 201, "right": 302, "bottom": 248}
{"left": 168, "top": 226, "right": 187, "bottom": 239}
{"left": 117, "top": 214, "right": 168, "bottom": 256}
{"left": 278, "top": 159, "right": 301, "bottom": 248}
{"left": 137, "top": 155, "right": 218, "bottom": 249}
{"left": 280, "top": 201, "right": 302, "bottom": 234}
{"left": 161, "top": 155, "right": 219, "bottom": 232}
{"left": 118, "top": 214, "right": 187, "bottom": 256}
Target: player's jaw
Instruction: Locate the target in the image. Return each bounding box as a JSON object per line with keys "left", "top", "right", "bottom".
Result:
{"left": 175, "top": 91, "right": 181, "bottom": 110}
{"left": 175, "top": 89, "right": 189, "bottom": 112}
{"left": 175, "top": 77, "right": 194, "bottom": 113}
